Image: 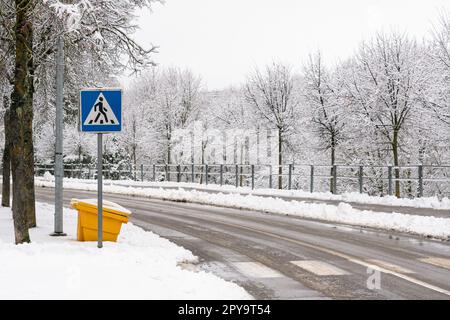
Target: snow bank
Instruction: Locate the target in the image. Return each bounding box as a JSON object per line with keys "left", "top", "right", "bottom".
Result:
{"left": 0, "top": 200, "right": 251, "bottom": 300}
{"left": 35, "top": 179, "right": 450, "bottom": 240}
{"left": 35, "top": 175, "right": 450, "bottom": 210}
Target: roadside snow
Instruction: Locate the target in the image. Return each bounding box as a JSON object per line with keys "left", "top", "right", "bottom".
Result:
{"left": 35, "top": 178, "right": 450, "bottom": 240}
{"left": 34, "top": 175, "right": 450, "bottom": 210}
{"left": 0, "top": 200, "right": 251, "bottom": 300}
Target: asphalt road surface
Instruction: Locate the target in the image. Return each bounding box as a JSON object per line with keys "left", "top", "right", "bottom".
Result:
{"left": 35, "top": 186, "right": 450, "bottom": 300}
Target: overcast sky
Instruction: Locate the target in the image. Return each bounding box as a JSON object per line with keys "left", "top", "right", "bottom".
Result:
{"left": 121, "top": 0, "right": 450, "bottom": 90}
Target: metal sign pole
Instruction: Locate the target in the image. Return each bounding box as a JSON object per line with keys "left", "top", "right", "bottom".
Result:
{"left": 51, "top": 34, "right": 66, "bottom": 237}
{"left": 97, "top": 133, "right": 103, "bottom": 248}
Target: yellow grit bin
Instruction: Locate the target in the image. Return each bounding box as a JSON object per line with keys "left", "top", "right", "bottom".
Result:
{"left": 70, "top": 198, "right": 131, "bottom": 242}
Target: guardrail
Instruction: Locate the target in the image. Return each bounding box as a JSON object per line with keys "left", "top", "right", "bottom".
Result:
{"left": 33, "top": 163, "right": 450, "bottom": 198}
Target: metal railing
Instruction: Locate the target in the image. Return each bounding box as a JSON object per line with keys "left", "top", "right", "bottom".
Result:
{"left": 33, "top": 163, "right": 450, "bottom": 198}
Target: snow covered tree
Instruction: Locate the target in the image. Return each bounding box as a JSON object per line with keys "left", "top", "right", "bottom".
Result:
{"left": 303, "top": 52, "right": 348, "bottom": 191}
{"left": 344, "top": 32, "right": 429, "bottom": 197}
{"left": 424, "top": 11, "right": 450, "bottom": 126}
{"left": 245, "top": 62, "right": 298, "bottom": 189}
{"left": 0, "top": 0, "right": 160, "bottom": 243}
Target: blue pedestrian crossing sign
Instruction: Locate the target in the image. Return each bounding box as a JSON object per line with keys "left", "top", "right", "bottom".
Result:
{"left": 80, "top": 88, "right": 122, "bottom": 133}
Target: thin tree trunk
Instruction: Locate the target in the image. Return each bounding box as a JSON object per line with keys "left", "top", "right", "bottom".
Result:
{"left": 256, "top": 126, "right": 260, "bottom": 165}
{"left": 132, "top": 120, "right": 137, "bottom": 180}
{"left": 222, "top": 131, "right": 226, "bottom": 163}
{"left": 240, "top": 142, "right": 243, "bottom": 187}
{"left": 200, "top": 140, "right": 205, "bottom": 184}
{"left": 392, "top": 130, "right": 401, "bottom": 198}
{"left": 278, "top": 128, "right": 282, "bottom": 189}
{"left": 167, "top": 129, "right": 171, "bottom": 165}
{"left": 329, "top": 136, "right": 335, "bottom": 193}
{"left": 2, "top": 102, "right": 11, "bottom": 207}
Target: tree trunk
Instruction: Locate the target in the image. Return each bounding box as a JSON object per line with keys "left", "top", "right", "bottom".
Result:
{"left": 167, "top": 134, "right": 171, "bottom": 165}
{"left": 240, "top": 142, "right": 243, "bottom": 187}
{"left": 278, "top": 128, "right": 282, "bottom": 189}
{"left": 132, "top": 120, "right": 137, "bottom": 180}
{"left": 2, "top": 101, "right": 11, "bottom": 207}
{"left": 256, "top": 126, "right": 260, "bottom": 165}
{"left": 329, "top": 136, "right": 336, "bottom": 193}
{"left": 200, "top": 140, "right": 205, "bottom": 184}
{"left": 10, "top": 0, "right": 35, "bottom": 243}
{"left": 392, "top": 130, "right": 400, "bottom": 198}
{"left": 24, "top": 17, "right": 36, "bottom": 229}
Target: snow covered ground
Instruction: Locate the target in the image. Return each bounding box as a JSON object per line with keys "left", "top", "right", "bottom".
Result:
{"left": 35, "top": 175, "right": 450, "bottom": 210}
{"left": 36, "top": 175, "right": 450, "bottom": 240}
{"left": 0, "top": 199, "right": 251, "bottom": 300}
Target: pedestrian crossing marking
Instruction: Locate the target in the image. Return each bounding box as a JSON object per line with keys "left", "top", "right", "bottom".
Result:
{"left": 420, "top": 257, "right": 450, "bottom": 270}
{"left": 231, "top": 262, "right": 284, "bottom": 278}
{"left": 290, "top": 260, "right": 349, "bottom": 276}
{"left": 84, "top": 92, "right": 119, "bottom": 126}
{"left": 366, "top": 259, "right": 414, "bottom": 274}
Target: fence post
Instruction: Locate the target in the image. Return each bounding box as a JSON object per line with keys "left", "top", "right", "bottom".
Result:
{"left": 177, "top": 165, "right": 181, "bottom": 183}
{"left": 191, "top": 164, "right": 195, "bottom": 183}
{"left": 153, "top": 164, "right": 156, "bottom": 182}
{"left": 140, "top": 164, "right": 144, "bottom": 181}
{"left": 88, "top": 166, "right": 91, "bottom": 180}
{"left": 251, "top": 164, "right": 255, "bottom": 190}
{"left": 388, "top": 165, "right": 393, "bottom": 196}
{"left": 220, "top": 164, "right": 223, "bottom": 186}
{"left": 130, "top": 164, "right": 133, "bottom": 181}
{"left": 288, "top": 164, "right": 292, "bottom": 190}
{"left": 310, "top": 165, "right": 314, "bottom": 193}
{"left": 165, "top": 164, "right": 168, "bottom": 181}
{"left": 269, "top": 165, "right": 273, "bottom": 189}
{"left": 332, "top": 165, "right": 337, "bottom": 194}
{"left": 235, "top": 164, "right": 239, "bottom": 188}
{"left": 205, "top": 164, "right": 208, "bottom": 185}
{"left": 418, "top": 165, "right": 423, "bottom": 198}
{"left": 359, "top": 165, "right": 363, "bottom": 194}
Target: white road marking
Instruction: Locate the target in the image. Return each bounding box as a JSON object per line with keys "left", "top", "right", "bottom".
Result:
{"left": 214, "top": 221, "right": 450, "bottom": 296}
{"left": 290, "top": 260, "right": 349, "bottom": 276}
{"left": 420, "top": 257, "right": 450, "bottom": 270}
{"left": 231, "top": 262, "right": 284, "bottom": 278}
{"left": 366, "top": 259, "right": 414, "bottom": 274}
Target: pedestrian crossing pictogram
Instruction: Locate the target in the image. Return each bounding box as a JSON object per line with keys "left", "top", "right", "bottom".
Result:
{"left": 84, "top": 93, "right": 119, "bottom": 125}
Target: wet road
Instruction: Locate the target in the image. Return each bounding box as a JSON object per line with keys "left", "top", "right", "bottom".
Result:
{"left": 35, "top": 185, "right": 450, "bottom": 300}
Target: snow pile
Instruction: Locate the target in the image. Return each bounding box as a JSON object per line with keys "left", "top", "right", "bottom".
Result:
{"left": 43, "top": 171, "right": 54, "bottom": 181}
{"left": 35, "top": 179, "right": 450, "bottom": 239}
{"left": 278, "top": 190, "right": 450, "bottom": 210}
{"left": 0, "top": 201, "right": 251, "bottom": 300}
{"left": 34, "top": 176, "right": 450, "bottom": 210}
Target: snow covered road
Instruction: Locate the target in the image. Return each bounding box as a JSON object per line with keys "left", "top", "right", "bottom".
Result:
{"left": 34, "top": 186, "right": 450, "bottom": 300}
